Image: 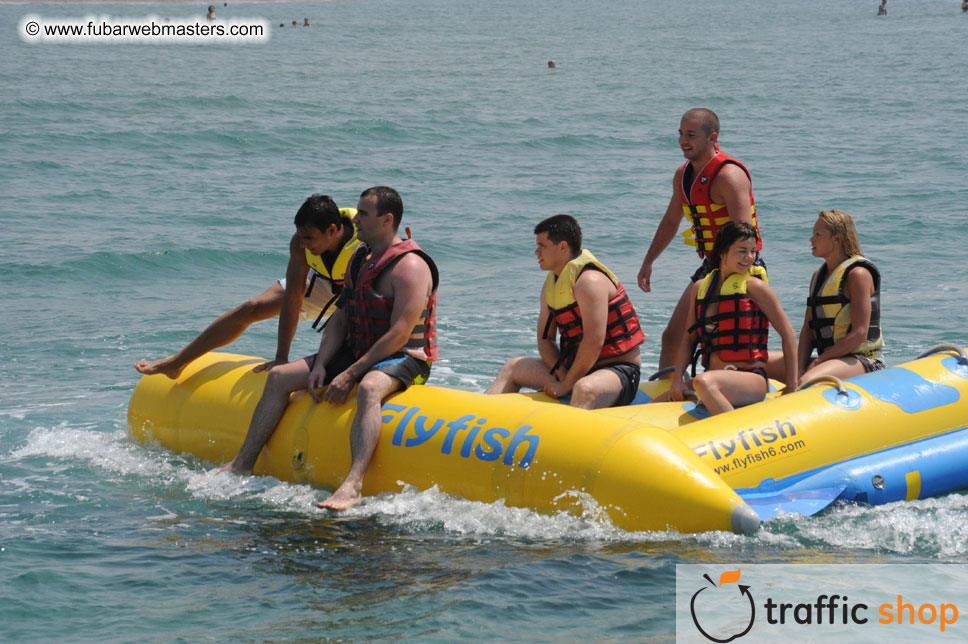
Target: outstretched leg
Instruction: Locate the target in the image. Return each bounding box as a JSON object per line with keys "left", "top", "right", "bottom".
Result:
{"left": 317, "top": 370, "right": 400, "bottom": 511}
{"left": 569, "top": 369, "right": 623, "bottom": 409}
{"left": 484, "top": 356, "right": 556, "bottom": 394}
{"left": 799, "top": 356, "right": 866, "bottom": 386}
{"left": 223, "top": 358, "right": 311, "bottom": 475}
{"left": 692, "top": 370, "right": 767, "bottom": 416}
{"left": 134, "top": 282, "right": 286, "bottom": 379}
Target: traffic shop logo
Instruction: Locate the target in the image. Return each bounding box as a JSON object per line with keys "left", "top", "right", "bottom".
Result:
{"left": 690, "top": 569, "right": 755, "bottom": 642}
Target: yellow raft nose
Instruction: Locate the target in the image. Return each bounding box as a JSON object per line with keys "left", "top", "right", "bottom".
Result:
{"left": 128, "top": 352, "right": 758, "bottom": 534}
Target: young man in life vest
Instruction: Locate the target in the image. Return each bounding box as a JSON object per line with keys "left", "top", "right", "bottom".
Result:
{"left": 221, "top": 187, "right": 439, "bottom": 512}
{"left": 134, "top": 194, "right": 360, "bottom": 379}
{"left": 636, "top": 108, "right": 765, "bottom": 372}
{"left": 485, "top": 214, "right": 645, "bottom": 409}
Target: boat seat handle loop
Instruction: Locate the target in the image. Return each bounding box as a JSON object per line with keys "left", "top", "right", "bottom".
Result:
{"left": 797, "top": 375, "right": 847, "bottom": 395}
{"left": 648, "top": 366, "right": 676, "bottom": 381}
{"left": 917, "top": 343, "right": 968, "bottom": 364}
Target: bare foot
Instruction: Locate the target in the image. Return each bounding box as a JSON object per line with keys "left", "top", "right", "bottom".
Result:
{"left": 216, "top": 461, "right": 252, "bottom": 476}
{"left": 316, "top": 482, "right": 362, "bottom": 511}
{"left": 134, "top": 357, "right": 184, "bottom": 379}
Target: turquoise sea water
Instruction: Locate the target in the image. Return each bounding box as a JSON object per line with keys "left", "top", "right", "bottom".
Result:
{"left": 2, "top": 0, "right": 968, "bottom": 641}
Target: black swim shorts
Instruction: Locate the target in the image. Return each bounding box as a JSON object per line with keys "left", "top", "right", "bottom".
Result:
{"left": 855, "top": 354, "right": 885, "bottom": 373}
{"left": 590, "top": 361, "right": 642, "bottom": 407}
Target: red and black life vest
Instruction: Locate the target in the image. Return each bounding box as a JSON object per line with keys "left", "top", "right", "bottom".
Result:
{"left": 341, "top": 239, "right": 439, "bottom": 362}
{"left": 691, "top": 268, "right": 769, "bottom": 369}
{"left": 542, "top": 249, "right": 644, "bottom": 372}
{"left": 679, "top": 151, "right": 761, "bottom": 260}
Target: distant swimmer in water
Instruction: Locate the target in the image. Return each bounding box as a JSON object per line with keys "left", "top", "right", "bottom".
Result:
{"left": 548, "top": 60, "right": 556, "bottom": 68}
{"left": 292, "top": 20, "right": 298, "bottom": 27}
{"left": 962, "top": 0, "right": 967, "bottom": 13}
{"left": 134, "top": 194, "right": 361, "bottom": 379}
{"left": 878, "top": 0, "right": 887, "bottom": 15}
{"left": 485, "top": 214, "right": 645, "bottom": 409}
{"left": 303, "top": 18, "right": 311, "bottom": 27}
{"left": 207, "top": 4, "right": 215, "bottom": 21}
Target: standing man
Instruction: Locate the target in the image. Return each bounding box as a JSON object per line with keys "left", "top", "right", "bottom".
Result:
{"left": 637, "top": 108, "right": 764, "bottom": 371}
{"left": 486, "top": 214, "right": 644, "bottom": 409}
{"left": 221, "top": 187, "right": 439, "bottom": 512}
{"left": 134, "top": 194, "right": 360, "bottom": 379}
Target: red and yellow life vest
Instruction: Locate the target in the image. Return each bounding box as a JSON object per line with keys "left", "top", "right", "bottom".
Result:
{"left": 693, "top": 268, "right": 769, "bottom": 368}
{"left": 542, "top": 249, "right": 644, "bottom": 371}
{"left": 806, "top": 256, "right": 884, "bottom": 360}
{"left": 679, "top": 152, "right": 761, "bottom": 259}
{"left": 341, "top": 239, "right": 439, "bottom": 362}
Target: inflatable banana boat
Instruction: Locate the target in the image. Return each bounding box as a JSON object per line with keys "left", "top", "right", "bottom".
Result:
{"left": 127, "top": 345, "right": 968, "bottom": 533}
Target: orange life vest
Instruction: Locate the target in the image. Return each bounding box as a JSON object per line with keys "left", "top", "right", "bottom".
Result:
{"left": 679, "top": 152, "right": 761, "bottom": 260}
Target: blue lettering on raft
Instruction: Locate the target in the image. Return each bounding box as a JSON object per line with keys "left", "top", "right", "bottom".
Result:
{"left": 382, "top": 403, "right": 539, "bottom": 468}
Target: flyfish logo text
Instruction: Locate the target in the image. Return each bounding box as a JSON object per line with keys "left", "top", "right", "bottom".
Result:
{"left": 694, "top": 419, "right": 798, "bottom": 461}
{"left": 382, "top": 403, "right": 540, "bottom": 468}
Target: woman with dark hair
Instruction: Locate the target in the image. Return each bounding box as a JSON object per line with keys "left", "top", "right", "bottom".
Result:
{"left": 662, "top": 221, "right": 797, "bottom": 415}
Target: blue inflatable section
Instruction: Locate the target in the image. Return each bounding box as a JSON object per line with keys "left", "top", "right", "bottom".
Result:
{"left": 850, "top": 367, "right": 960, "bottom": 414}
{"left": 738, "top": 425, "right": 968, "bottom": 520}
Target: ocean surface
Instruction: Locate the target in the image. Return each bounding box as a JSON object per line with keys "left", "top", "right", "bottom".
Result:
{"left": 2, "top": 0, "right": 968, "bottom": 641}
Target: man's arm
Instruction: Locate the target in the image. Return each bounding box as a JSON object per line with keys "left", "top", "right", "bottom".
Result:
{"left": 545, "top": 270, "right": 610, "bottom": 398}
{"left": 667, "top": 281, "right": 700, "bottom": 401}
{"left": 536, "top": 288, "right": 561, "bottom": 375}
{"left": 253, "top": 233, "right": 310, "bottom": 372}
{"left": 710, "top": 164, "right": 754, "bottom": 224}
{"left": 638, "top": 170, "right": 685, "bottom": 292}
{"left": 307, "top": 307, "right": 348, "bottom": 402}
{"left": 322, "top": 253, "right": 433, "bottom": 405}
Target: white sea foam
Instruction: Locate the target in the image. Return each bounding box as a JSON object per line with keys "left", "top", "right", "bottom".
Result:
{"left": 11, "top": 424, "right": 968, "bottom": 555}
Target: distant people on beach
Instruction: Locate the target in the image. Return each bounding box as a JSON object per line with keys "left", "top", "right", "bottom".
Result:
{"left": 798, "top": 210, "right": 885, "bottom": 384}
{"left": 486, "top": 215, "right": 645, "bottom": 409}
{"left": 134, "top": 194, "right": 360, "bottom": 380}
{"left": 637, "top": 108, "right": 765, "bottom": 375}
{"left": 207, "top": 5, "right": 216, "bottom": 21}
{"left": 220, "top": 187, "right": 439, "bottom": 512}
{"left": 658, "top": 221, "right": 797, "bottom": 415}
{"left": 878, "top": 0, "right": 887, "bottom": 15}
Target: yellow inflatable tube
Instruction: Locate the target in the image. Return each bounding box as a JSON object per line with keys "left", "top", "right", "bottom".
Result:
{"left": 669, "top": 348, "right": 968, "bottom": 489}
{"left": 128, "top": 352, "right": 760, "bottom": 534}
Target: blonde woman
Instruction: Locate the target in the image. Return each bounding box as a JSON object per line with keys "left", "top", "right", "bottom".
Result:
{"left": 799, "top": 210, "right": 885, "bottom": 384}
